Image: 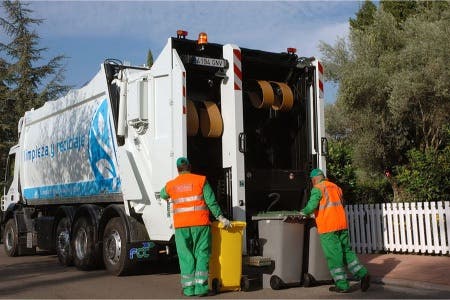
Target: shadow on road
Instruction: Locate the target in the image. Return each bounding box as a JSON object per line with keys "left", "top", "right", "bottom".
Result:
{"left": 127, "top": 257, "right": 180, "bottom": 276}
{"left": 0, "top": 265, "right": 109, "bottom": 297}
{"left": 0, "top": 251, "right": 180, "bottom": 298}
{"left": 363, "top": 255, "right": 401, "bottom": 279}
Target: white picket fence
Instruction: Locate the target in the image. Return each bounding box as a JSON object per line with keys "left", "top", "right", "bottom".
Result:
{"left": 346, "top": 201, "right": 450, "bottom": 255}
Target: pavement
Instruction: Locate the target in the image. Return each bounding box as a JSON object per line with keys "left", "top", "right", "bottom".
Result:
{"left": 359, "top": 253, "right": 450, "bottom": 292}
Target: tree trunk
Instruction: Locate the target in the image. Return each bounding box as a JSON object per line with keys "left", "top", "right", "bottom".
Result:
{"left": 387, "top": 176, "right": 402, "bottom": 202}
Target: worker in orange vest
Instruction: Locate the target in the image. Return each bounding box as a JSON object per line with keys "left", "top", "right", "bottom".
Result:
{"left": 300, "top": 168, "right": 370, "bottom": 293}
{"left": 160, "top": 157, "right": 231, "bottom": 297}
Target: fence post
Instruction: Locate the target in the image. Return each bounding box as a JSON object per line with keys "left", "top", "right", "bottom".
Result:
{"left": 369, "top": 203, "right": 376, "bottom": 252}
{"left": 418, "top": 202, "right": 426, "bottom": 253}
{"left": 375, "top": 203, "right": 383, "bottom": 251}
{"left": 405, "top": 202, "right": 413, "bottom": 253}
{"left": 360, "top": 204, "right": 367, "bottom": 254}
{"left": 431, "top": 201, "right": 439, "bottom": 254}
{"left": 438, "top": 202, "right": 447, "bottom": 254}
{"left": 399, "top": 202, "right": 406, "bottom": 252}
{"left": 347, "top": 205, "right": 355, "bottom": 251}
{"left": 445, "top": 202, "right": 450, "bottom": 255}
{"left": 425, "top": 201, "right": 433, "bottom": 254}
{"left": 412, "top": 202, "right": 420, "bottom": 252}
{"left": 382, "top": 203, "right": 388, "bottom": 252}
{"left": 355, "top": 204, "right": 361, "bottom": 253}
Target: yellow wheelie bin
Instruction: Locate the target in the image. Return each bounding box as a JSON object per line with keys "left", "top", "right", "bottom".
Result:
{"left": 209, "top": 221, "right": 247, "bottom": 294}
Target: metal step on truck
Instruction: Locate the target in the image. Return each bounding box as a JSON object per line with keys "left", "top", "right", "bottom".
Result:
{"left": 1, "top": 30, "right": 327, "bottom": 276}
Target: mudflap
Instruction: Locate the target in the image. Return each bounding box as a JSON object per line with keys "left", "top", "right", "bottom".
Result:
{"left": 126, "top": 241, "right": 172, "bottom": 263}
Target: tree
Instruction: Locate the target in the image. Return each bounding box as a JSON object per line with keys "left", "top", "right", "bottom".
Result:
{"left": 349, "top": 0, "right": 377, "bottom": 31}
{"left": 146, "top": 49, "right": 153, "bottom": 68}
{"left": 381, "top": 0, "right": 420, "bottom": 23}
{"left": 0, "top": 58, "right": 14, "bottom": 181}
{"left": 397, "top": 147, "right": 450, "bottom": 202}
{"left": 320, "top": 1, "right": 450, "bottom": 202}
{"left": 0, "top": 0, "right": 69, "bottom": 116}
{"left": 0, "top": 0, "right": 69, "bottom": 178}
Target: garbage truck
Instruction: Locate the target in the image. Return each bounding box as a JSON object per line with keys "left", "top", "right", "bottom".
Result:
{"left": 1, "top": 30, "right": 328, "bottom": 276}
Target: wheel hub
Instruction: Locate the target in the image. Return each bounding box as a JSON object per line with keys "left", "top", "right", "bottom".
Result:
{"left": 106, "top": 230, "right": 121, "bottom": 265}
{"left": 5, "top": 228, "right": 13, "bottom": 251}
{"left": 75, "top": 228, "right": 88, "bottom": 260}
{"left": 57, "top": 230, "right": 70, "bottom": 256}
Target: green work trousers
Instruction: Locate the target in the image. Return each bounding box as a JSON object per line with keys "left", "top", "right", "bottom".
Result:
{"left": 175, "top": 225, "right": 211, "bottom": 296}
{"left": 320, "top": 229, "right": 368, "bottom": 291}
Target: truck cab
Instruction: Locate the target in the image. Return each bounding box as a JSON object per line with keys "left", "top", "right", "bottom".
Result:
{"left": 2, "top": 145, "right": 21, "bottom": 212}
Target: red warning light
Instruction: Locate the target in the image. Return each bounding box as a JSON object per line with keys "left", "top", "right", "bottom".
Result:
{"left": 287, "top": 47, "right": 297, "bottom": 54}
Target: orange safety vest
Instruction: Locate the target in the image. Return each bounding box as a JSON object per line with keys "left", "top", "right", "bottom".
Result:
{"left": 165, "top": 173, "right": 210, "bottom": 228}
{"left": 314, "top": 180, "right": 348, "bottom": 234}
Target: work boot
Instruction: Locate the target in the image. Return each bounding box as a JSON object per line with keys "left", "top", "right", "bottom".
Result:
{"left": 197, "top": 290, "right": 215, "bottom": 297}
{"left": 329, "top": 286, "right": 349, "bottom": 293}
{"left": 182, "top": 287, "right": 195, "bottom": 297}
{"left": 360, "top": 274, "right": 371, "bottom": 292}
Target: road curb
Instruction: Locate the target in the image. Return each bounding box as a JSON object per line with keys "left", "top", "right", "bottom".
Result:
{"left": 372, "top": 276, "right": 450, "bottom": 292}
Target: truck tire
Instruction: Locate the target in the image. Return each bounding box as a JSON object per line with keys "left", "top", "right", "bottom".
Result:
{"left": 103, "top": 217, "right": 131, "bottom": 276}
{"left": 56, "top": 217, "right": 73, "bottom": 266}
{"left": 72, "top": 217, "right": 97, "bottom": 270}
{"left": 4, "top": 219, "right": 19, "bottom": 257}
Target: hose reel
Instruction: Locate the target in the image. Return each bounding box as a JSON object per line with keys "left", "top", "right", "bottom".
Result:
{"left": 247, "top": 80, "right": 294, "bottom": 112}
{"left": 186, "top": 99, "right": 223, "bottom": 138}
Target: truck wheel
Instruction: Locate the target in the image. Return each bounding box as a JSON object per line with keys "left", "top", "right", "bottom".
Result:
{"left": 103, "top": 217, "right": 131, "bottom": 276}
{"left": 72, "top": 217, "right": 97, "bottom": 270}
{"left": 4, "top": 219, "right": 19, "bottom": 257}
{"left": 56, "top": 217, "right": 73, "bottom": 266}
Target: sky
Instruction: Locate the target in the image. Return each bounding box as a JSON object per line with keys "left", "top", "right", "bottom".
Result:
{"left": 5, "top": 1, "right": 364, "bottom": 103}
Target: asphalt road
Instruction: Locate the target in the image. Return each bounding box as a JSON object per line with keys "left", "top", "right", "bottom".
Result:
{"left": 0, "top": 247, "right": 448, "bottom": 299}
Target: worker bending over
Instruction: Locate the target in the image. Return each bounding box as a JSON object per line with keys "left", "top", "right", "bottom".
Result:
{"left": 301, "top": 168, "right": 370, "bottom": 293}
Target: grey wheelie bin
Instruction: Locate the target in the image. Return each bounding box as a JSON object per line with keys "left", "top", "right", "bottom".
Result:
{"left": 302, "top": 219, "right": 333, "bottom": 287}
{"left": 252, "top": 211, "right": 305, "bottom": 290}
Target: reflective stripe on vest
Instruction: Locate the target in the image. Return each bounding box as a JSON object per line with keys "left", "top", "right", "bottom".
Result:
{"left": 318, "top": 185, "right": 344, "bottom": 210}
{"left": 172, "top": 194, "right": 204, "bottom": 204}
{"left": 173, "top": 204, "right": 208, "bottom": 214}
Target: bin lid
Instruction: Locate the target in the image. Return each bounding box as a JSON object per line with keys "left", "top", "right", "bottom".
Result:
{"left": 211, "top": 220, "right": 247, "bottom": 229}
{"left": 251, "top": 210, "right": 305, "bottom": 221}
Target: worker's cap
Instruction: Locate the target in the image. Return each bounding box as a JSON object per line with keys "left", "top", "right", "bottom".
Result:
{"left": 309, "top": 168, "right": 324, "bottom": 178}
{"left": 176, "top": 157, "right": 190, "bottom": 167}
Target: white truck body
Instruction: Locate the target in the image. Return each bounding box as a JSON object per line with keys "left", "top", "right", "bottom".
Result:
{"left": 1, "top": 33, "right": 327, "bottom": 275}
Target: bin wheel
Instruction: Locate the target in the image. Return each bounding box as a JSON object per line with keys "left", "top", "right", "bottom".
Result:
{"left": 303, "top": 273, "right": 314, "bottom": 287}
{"left": 270, "top": 275, "right": 283, "bottom": 290}
{"left": 211, "top": 278, "right": 220, "bottom": 295}
{"left": 240, "top": 276, "right": 250, "bottom": 292}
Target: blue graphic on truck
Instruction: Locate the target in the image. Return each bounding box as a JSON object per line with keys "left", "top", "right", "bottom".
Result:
{"left": 89, "top": 99, "right": 118, "bottom": 181}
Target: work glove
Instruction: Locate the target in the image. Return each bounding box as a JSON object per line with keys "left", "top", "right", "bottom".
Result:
{"left": 299, "top": 211, "right": 308, "bottom": 219}
{"left": 218, "top": 215, "right": 232, "bottom": 229}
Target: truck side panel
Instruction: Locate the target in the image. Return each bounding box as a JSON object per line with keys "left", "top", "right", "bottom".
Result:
{"left": 21, "top": 70, "right": 122, "bottom": 204}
